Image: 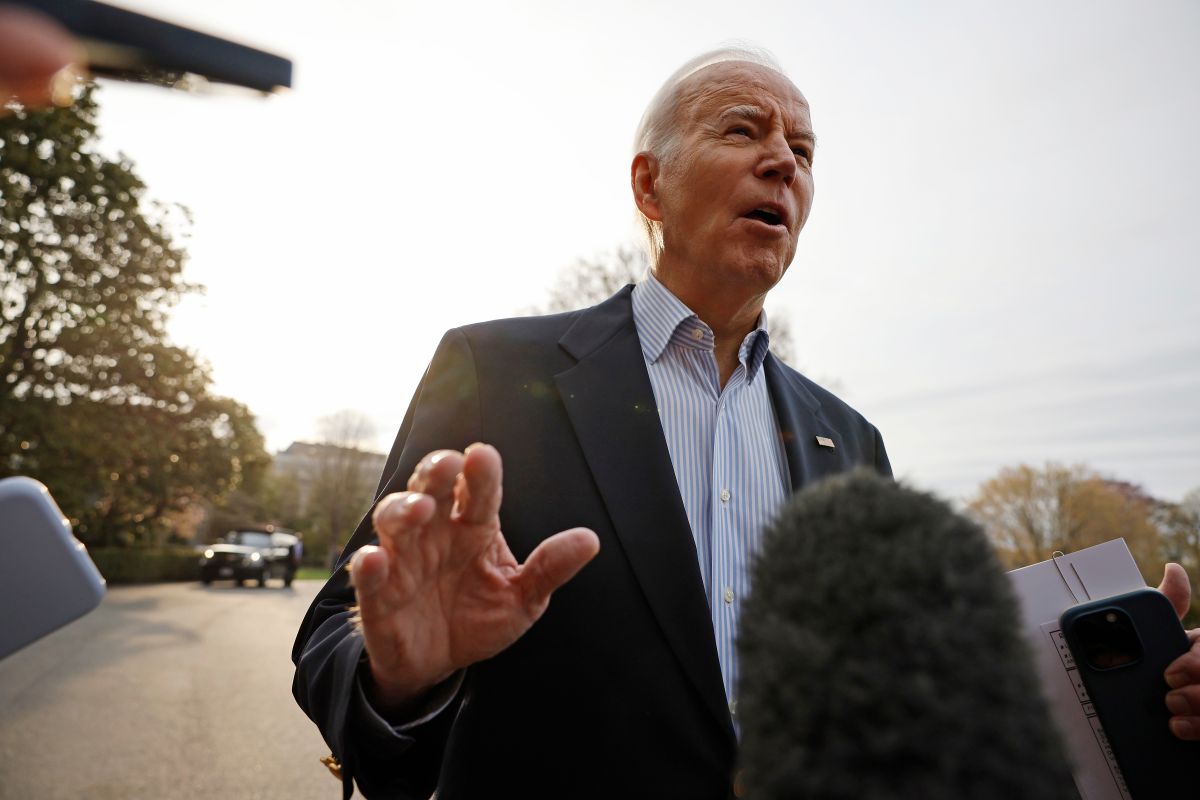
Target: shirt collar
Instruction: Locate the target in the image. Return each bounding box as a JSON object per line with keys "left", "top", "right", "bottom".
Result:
{"left": 631, "top": 274, "right": 773, "bottom": 383}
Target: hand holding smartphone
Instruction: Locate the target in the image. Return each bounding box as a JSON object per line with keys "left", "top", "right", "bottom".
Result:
{"left": 1060, "top": 589, "right": 1197, "bottom": 798}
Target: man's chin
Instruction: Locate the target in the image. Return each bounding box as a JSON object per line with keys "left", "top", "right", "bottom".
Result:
{"left": 727, "top": 250, "right": 791, "bottom": 291}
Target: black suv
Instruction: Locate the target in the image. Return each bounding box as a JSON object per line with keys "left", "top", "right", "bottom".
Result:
{"left": 199, "top": 529, "right": 299, "bottom": 587}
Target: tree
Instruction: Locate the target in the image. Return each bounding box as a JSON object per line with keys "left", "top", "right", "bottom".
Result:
{"left": 968, "top": 463, "right": 1164, "bottom": 584}
{"left": 1157, "top": 486, "right": 1200, "bottom": 622}
{"left": 305, "top": 410, "right": 380, "bottom": 561}
{"left": 245, "top": 410, "right": 383, "bottom": 566}
{"left": 532, "top": 245, "right": 647, "bottom": 316}
{"left": 1, "top": 85, "right": 195, "bottom": 411}
{"left": 530, "top": 245, "right": 799, "bottom": 364}
{"left": 1, "top": 86, "right": 269, "bottom": 545}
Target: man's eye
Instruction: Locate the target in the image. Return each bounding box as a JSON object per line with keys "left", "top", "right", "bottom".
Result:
{"left": 792, "top": 147, "right": 811, "bottom": 162}
{"left": 728, "top": 127, "right": 752, "bottom": 138}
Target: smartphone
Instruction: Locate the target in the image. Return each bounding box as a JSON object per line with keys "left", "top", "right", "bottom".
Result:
{"left": 0, "top": 476, "right": 106, "bottom": 660}
{"left": 1059, "top": 589, "right": 1196, "bottom": 798}
{"left": 11, "top": 0, "right": 292, "bottom": 93}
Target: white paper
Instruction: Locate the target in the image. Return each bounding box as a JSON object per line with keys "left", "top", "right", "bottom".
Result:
{"left": 1006, "top": 539, "right": 1146, "bottom": 800}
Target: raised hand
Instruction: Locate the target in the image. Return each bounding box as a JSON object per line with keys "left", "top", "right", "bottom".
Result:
{"left": 1158, "top": 563, "right": 1200, "bottom": 740}
{"left": 348, "top": 443, "right": 599, "bottom": 716}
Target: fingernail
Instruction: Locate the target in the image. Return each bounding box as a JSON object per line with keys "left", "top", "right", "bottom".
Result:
{"left": 1166, "top": 691, "right": 1193, "bottom": 717}
{"left": 1169, "top": 719, "right": 1195, "bottom": 739}
{"left": 1165, "top": 669, "right": 1188, "bottom": 689}
{"left": 402, "top": 494, "right": 423, "bottom": 508}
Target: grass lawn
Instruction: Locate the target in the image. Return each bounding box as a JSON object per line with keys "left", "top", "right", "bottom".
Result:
{"left": 297, "top": 566, "right": 335, "bottom": 581}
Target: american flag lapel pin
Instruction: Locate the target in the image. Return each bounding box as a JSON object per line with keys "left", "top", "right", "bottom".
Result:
{"left": 815, "top": 435, "right": 836, "bottom": 449}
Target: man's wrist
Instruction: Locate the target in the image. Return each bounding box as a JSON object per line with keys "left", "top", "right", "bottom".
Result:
{"left": 356, "top": 659, "right": 464, "bottom": 729}
{"left": 361, "top": 659, "right": 456, "bottom": 722}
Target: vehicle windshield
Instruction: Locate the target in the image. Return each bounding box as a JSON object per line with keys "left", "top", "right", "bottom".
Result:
{"left": 228, "top": 531, "right": 273, "bottom": 548}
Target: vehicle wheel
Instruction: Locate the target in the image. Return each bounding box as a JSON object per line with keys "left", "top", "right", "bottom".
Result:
{"left": 284, "top": 571, "right": 294, "bottom": 588}
{"left": 258, "top": 568, "right": 269, "bottom": 587}
{"left": 201, "top": 577, "right": 212, "bottom": 586}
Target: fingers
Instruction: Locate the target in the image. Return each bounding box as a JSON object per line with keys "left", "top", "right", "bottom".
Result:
{"left": 1157, "top": 562, "right": 1192, "bottom": 619}
{"left": 401, "top": 444, "right": 503, "bottom": 525}
{"left": 1166, "top": 684, "right": 1200, "bottom": 740}
{"left": 407, "top": 450, "right": 464, "bottom": 500}
{"left": 1166, "top": 634, "right": 1200, "bottom": 740}
{"left": 373, "top": 492, "right": 437, "bottom": 552}
{"left": 518, "top": 528, "right": 600, "bottom": 614}
{"left": 348, "top": 544, "right": 389, "bottom": 599}
{"left": 1166, "top": 637, "right": 1200, "bottom": 689}
{"left": 453, "top": 443, "right": 503, "bottom": 524}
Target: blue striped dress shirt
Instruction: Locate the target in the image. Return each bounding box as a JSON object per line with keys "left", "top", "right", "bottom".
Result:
{"left": 631, "top": 275, "right": 790, "bottom": 718}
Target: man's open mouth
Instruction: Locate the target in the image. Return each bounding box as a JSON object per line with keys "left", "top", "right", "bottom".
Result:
{"left": 744, "top": 206, "right": 785, "bottom": 226}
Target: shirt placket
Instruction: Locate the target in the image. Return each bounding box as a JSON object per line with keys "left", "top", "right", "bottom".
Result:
{"left": 711, "top": 366, "right": 746, "bottom": 703}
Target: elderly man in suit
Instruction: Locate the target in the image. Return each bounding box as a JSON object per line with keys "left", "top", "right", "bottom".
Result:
{"left": 292, "top": 47, "right": 1200, "bottom": 799}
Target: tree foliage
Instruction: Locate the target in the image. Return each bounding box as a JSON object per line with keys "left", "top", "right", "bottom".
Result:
{"left": 1, "top": 86, "right": 194, "bottom": 407}
{"left": 1, "top": 86, "right": 268, "bottom": 546}
{"left": 304, "top": 410, "right": 381, "bottom": 562}
{"left": 1158, "top": 486, "right": 1200, "bottom": 618}
{"left": 532, "top": 245, "right": 647, "bottom": 317}
{"left": 968, "top": 463, "right": 1196, "bottom": 619}
{"left": 212, "top": 410, "right": 382, "bottom": 566}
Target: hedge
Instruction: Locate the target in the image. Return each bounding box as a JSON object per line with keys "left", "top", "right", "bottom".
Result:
{"left": 87, "top": 547, "right": 201, "bottom": 584}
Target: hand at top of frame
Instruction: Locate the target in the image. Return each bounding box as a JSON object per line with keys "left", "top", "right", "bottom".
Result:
{"left": 0, "top": 5, "right": 82, "bottom": 107}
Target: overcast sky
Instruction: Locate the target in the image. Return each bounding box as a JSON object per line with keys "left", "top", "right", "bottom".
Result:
{"left": 90, "top": 0, "right": 1200, "bottom": 503}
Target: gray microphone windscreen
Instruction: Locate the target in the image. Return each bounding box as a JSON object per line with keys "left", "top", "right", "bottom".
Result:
{"left": 738, "top": 470, "right": 1078, "bottom": 800}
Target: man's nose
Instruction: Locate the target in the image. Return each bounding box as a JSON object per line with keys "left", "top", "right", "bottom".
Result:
{"left": 755, "top": 133, "right": 796, "bottom": 185}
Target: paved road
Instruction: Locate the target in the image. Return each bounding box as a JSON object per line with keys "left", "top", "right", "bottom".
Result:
{"left": 0, "top": 580, "right": 344, "bottom": 799}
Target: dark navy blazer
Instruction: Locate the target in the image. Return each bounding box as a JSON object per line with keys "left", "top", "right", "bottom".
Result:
{"left": 292, "top": 286, "right": 891, "bottom": 799}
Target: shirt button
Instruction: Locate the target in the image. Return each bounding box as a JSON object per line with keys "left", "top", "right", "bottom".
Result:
{"left": 691, "top": 328, "right": 703, "bottom": 341}
{"left": 723, "top": 587, "right": 734, "bottom": 604}
{"left": 719, "top": 488, "right": 731, "bottom": 503}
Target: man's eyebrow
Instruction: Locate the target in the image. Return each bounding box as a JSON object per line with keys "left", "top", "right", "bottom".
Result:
{"left": 716, "top": 104, "right": 817, "bottom": 147}
{"left": 717, "top": 105, "right": 767, "bottom": 125}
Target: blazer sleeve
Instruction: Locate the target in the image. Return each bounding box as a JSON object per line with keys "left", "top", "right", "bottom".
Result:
{"left": 872, "top": 423, "right": 892, "bottom": 479}
{"left": 291, "top": 329, "right": 483, "bottom": 799}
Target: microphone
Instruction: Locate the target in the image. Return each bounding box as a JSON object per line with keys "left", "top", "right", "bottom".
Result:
{"left": 737, "top": 470, "right": 1078, "bottom": 800}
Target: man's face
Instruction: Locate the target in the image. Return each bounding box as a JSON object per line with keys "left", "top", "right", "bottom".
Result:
{"left": 648, "top": 62, "right": 815, "bottom": 301}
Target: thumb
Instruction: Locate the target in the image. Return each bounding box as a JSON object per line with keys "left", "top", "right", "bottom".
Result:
{"left": 518, "top": 528, "right": 600, "bottom": 615}
{"left": 1157, "top": 562, "right": 1192, "bottom": 620}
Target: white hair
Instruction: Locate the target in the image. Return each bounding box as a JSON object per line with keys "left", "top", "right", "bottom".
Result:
{"left": 633, "top": 45, "right": 787, "bottom": 267}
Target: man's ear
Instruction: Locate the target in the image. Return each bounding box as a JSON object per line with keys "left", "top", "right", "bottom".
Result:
{"left": 631, "top": 152, "right": 663, "bottom": 222}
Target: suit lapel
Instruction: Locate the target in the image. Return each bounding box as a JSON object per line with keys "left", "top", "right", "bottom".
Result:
{"left": 763, "top": 354, "right": 855, "bottom": 491}
{"left": 555, "top": 288, "right": 734, "bottom": 740}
